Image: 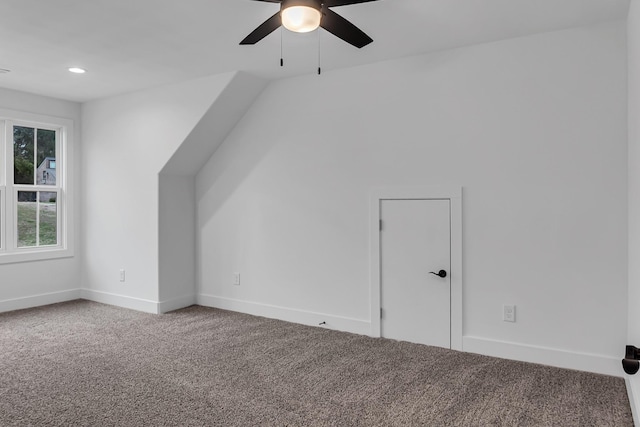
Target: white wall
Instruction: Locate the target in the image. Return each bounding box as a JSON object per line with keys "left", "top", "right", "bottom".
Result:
{"left": 81, "top": 73, "right": 235, "bottom": 312}
{"left": 628, "top": 0, "right": 640, "bottom": 421}
{"left": 0, "top": 87, "right": 82, "bottom": 311}
{"left": 158, "top": 173, "right": 196, "bottom": 311}
{"left": 196, "top": 22, "right": 628, "bottom": 374}
{"left": 157, "top": 73, "right": 267, "bottom": 312}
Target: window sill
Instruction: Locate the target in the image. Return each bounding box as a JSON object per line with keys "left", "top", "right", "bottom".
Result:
{"left": 0, "top": 247, "right": 74, "bottom": 265}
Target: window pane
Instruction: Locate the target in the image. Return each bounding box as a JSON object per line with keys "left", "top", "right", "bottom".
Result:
{"left": 17, "top": 191, "right": 37, "bottom": 247}
{"left": 39, "top": 192, "right": 57, "bottom": 246}
{"left": 14, "top": 126, "right": 35, "bottom": 185}
{"left": 36, "top": 129, "right": 56, "bottom": 186}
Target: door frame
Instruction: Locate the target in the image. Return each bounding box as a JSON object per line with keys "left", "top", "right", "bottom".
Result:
{"left": 370, "top": 186, "right": 463, "bottom": 351}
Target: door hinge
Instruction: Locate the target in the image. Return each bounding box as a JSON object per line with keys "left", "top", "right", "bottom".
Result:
{"left": 380, "top": 307, "right": 383, "bottom": 319}
{"left": 379, "top": 219, "right": 383, "bottom": 231}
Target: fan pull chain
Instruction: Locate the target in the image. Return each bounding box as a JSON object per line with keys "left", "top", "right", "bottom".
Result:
{"left": 317, "top": 28, "right": 321, "bottom": 75}
{"left": 280, "top": 27, "right": 284, "bottom": 67}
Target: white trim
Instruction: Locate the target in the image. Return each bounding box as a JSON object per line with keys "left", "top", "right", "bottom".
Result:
{"left": 0, "top": 120, "right": 4, "bottom": 187}
{"left": 0, "top": 109, "right": 72, "bottom": 128}
{"left": 0, "top": 288, "right": 81, "bottom": 313}
{"left": 80, "top": 289, "right": 160, "bottom": 314}
{"left": 0, "top": 247, "right": 74, "bottom": 264}
{"left": 0, "top": 186, "right": 4, "bottom": 251}
{"left": 0, "top": 121, "right": 4, "bottom": 251}
{"left": 0, "top": 289, "right": 196, "bottom": 316}
{"left": 463, "top": 336, "right": 622, "bottom": 377}
{"left": 369, "top": 185, "right": 463, "bottom": 350}
{"left": 158, "top": 294, "right": 197, "bottom": 313}
{"left": 197, "top": 294, "right": 371, "bottom": 336}
{"left": 626, "top": 377, "right": 640, "bottom": 426}
{"left": 0, "top": 110, "right": 74, "bottom": 264}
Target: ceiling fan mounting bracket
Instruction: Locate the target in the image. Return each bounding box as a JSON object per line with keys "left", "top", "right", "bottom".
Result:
{"left": 281, "top": 0, "right": 322, "bottom": 10}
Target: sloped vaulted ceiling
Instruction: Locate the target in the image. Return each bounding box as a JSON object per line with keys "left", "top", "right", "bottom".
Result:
{"left": 0, "top": 0, "right": 630, "bottom": 102}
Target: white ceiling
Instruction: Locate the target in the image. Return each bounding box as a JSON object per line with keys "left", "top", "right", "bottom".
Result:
{"left": 0, "top": 0, "right": 630, "bottom": 103}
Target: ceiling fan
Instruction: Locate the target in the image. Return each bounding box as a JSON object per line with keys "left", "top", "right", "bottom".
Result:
{"left": 240, "top": 0, "right": 378, "bottom": 49}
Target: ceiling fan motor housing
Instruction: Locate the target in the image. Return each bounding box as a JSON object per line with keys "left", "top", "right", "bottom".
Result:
{"left": 281, "top": 0, "right": 322, "bottom": 13}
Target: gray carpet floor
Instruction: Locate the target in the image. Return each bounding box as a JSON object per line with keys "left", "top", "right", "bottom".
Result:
{"left": 0, "top": 300, "right": 633, "bottom": 426}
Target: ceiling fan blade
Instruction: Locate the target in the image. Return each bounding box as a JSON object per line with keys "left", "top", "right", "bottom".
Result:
{"left": 323, "top": 0, "right": 378, "bottom": 6}
{"left": 240, "top": 12, "right": 282, "bottom": 45}
{"left": 320, "top": 8, "right": 372, "bottom": 48}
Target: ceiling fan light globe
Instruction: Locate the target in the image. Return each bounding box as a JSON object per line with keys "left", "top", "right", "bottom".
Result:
{"left": 281, "top": 6, "right": 321, "bottom": 33}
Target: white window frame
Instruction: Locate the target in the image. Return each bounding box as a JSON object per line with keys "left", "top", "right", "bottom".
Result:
{"left": 0, "top": 109, "right": 74, "bottom": 264}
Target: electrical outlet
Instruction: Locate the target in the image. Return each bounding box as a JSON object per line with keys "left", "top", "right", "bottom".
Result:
{"left": 233, "top": 272, "right": 240, "bottom": 286}
{"left": 119, "top": 269, "right": 126, "bottom": 282}
{"left": 503, "top": 305, "right": 515, "bottom": 322}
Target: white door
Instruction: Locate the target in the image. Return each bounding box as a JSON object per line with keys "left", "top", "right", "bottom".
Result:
{"left": 380, "top": 199, "right": 451, "bottom": 348}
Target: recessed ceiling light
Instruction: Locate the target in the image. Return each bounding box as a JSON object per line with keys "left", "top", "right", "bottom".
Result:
{"left": 68, "top": 67, "right": 86, "bottom": 74}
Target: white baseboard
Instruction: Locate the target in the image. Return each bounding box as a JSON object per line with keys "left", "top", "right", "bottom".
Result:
{"left": 158, "top": 294, "right": 197, "bottom": 313}
{"left": 463, "top": 336, "right": 621, "bottom": 377}
{"left": 80, "top": 289, "right": 160, "bottom": 314}
{"left": 197, "top": 294, "right": 371, "bottom": 336}
{"left": 77, "top": 290, "right": 195, "bottom": 315}
{"left": 626, "top": 376, "right": 640, "bottom": 426}
{"left": 0, "top": 288, "right": 81, "bottom": 313}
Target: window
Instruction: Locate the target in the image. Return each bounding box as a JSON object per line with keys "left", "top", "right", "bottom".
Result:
{"left": 0, "top": 110, "right": 73, "bottom": 263}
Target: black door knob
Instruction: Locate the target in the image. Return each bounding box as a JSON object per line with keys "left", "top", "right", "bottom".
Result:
{"left": 429, "top": 270, "right": 447, "bottom": 278}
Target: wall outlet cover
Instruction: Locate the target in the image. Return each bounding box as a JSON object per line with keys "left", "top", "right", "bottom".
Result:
{"left": 503, "top": 305, "right": 515, "bottom": 322}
